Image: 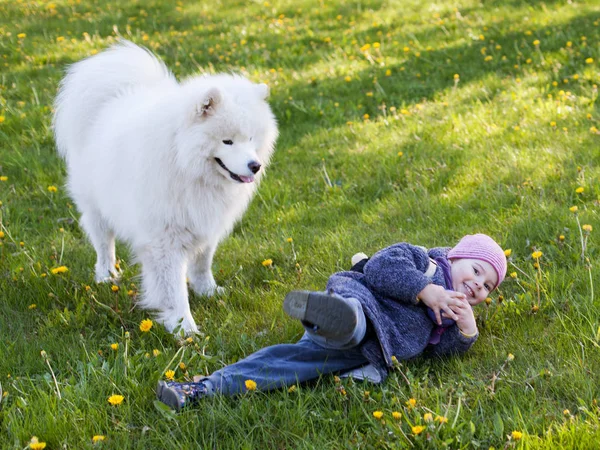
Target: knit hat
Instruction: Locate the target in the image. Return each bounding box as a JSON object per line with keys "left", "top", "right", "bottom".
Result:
{"left": 447, "top": 234, "right": 507, "bottom": 288}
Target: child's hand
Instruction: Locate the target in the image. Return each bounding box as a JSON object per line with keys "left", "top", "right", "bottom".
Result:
{"left": 417, "top": 284, "right": 466, "bottom": 325}
{"left": 449, "top": 300, "right": 478, "bottom": 336}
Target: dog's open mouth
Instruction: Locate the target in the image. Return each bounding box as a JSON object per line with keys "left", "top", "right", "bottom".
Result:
{"left": 214, "top": 158, "right": 255, "bottom": 183}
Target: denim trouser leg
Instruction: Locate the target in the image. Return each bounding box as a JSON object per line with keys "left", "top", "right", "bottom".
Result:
{"left": 203, "top": 332, "right": 368, "bottom": 395}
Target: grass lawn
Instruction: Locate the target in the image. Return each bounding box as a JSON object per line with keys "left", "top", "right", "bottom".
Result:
{"left": 1, "top": 0, "right": 599, "bottom": 448}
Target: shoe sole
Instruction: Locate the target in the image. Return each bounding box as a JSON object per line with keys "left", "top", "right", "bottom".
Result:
{"left": 283, "top": 290, "right": 357, "bottom": 339}
{"left": 156, "top": 381, "right": 182, "bottom": 412}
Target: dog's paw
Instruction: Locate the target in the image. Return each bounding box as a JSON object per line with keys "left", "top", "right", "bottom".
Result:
{"left": 161, "top": 312, "right": 199, "bottom": 336}
{"left": 189, "top": 278, "right": 224, "bottom": 297}
{"left": 95, "top": 267, "right": 121, "bottom": 284}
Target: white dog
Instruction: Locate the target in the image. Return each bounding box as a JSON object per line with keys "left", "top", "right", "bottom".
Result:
{"left": 53, "top": 41, "right": 278, "bottom": 333}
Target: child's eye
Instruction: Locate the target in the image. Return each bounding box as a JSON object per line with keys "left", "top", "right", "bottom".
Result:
{"left": 473, "top": 267, "right": 479, "bottom": 275}
{"left": 484, "top": 283, "right": 490, "bottom": 291}
{"left": 222, "top": 140, "right": 233, "bottom": 145}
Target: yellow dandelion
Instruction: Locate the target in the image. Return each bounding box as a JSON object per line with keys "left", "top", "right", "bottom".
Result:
{"left": 454, "top": 73, "right": 460, "bottom": 80}
{"left": 570, "top": 206, "right": 578, "bottom": 213}
{"left": 0, "top": 176, "right": 8, "bottom": 181}
{"left": 563, "top": 409, "right": 570, "bottom": 416}
{"left": 245, "top": 379, "right": 257, "bottom": 391}
{"left": 385, "top": 69, "right": 391, "bottom": 76}
{"left": 586, "top": 58, "right": 594, "bottom": 64}
{"left": 262, "top": 258, "right": 273, "bottom": 267}
{"left": 511, "top": 430, "right": 523, "bottom": 440}
{"left": 559, "top": 235, "right": 565, "bottom": 241}
{"left": 504, "top": 249, "right": 512, "bottom": 257}
{"left": 50, "top": 266, "right": 68, "bottom": 275}
{"left": 153, "top": 349, "right": 161, "bottom": 357}
{"left": 531, "top": 251, "right": 542, "bottom": 259}
{"left": 485, "top": 297, "right": 492, "bottom": 305}
{"left": 286, "top": 237, "right": 293, "bottom": 243}
{"left": 110, "top": 343, "right": 118, "bottom": 351}
{"left": 575, "top": 187, "right": 584, "bottom": 194}
{"left": 582, "top": 224, "right": 592, "bottom": 232}
{"left": 373, "top": 410, "right": 384, "bottom": 419}
{"left": 56, "top": 36, "right": 65, "bottom": 42}
{"left": 533, "top": 39, "right": 540, "bottom": 46}
{"left": 164, "top": 370, "right": 175, "bottom": 381}
{"left": 139, "top": 319, "right": 153, "bottom": 332}
{"left": 550, "top": 121, "right": 557, "bottom": 127}
{"left": 412, "top": 425, "right": 426, "bottom": 435}
{"left": 28, "top": 437, "right": 46, "bottom": 450}
{"left": 288, "top": 385, "right": 297, "bottom": 393}
{"left": 507, "top": 353, "right": 515, "bottom": 361}
{"left": 17, "top": 33, "right": 26, "bottom": 39}
{"left": 0, "top": 231, "right": 4, "bottom": 239}
{"left": 406, "top": 398, "right": 416, "bottom": 408}
{"left": 179, "top": 362, "right": 186, "bottom": 370}
{"left": 0, "top": 116, "right": 5, "bottom": 124}
{"left": 397, "top": 151, "right": 404, "bottom": 157}
{"left": 92, "top": 435, "right": 106, "bottom": 443}
{"left": 510, "top": 272, "right": 518, "bottom": 278}
{"left": 107, "top": 394, "right": 124, "bottom": 406}
{"left": 344, "top": 76, "right": 352, "bottom": 82}
{"left": 363, "top": 113, "right": 369, "bottom": 120}
{"left": 424, "top": 413, "right": 433, "bottom": 422}
{"left": 392, "top": 411, "right": 401, "bottom": 420}
{"left": 435, "top": 415, "right": 448, "bottom": 423}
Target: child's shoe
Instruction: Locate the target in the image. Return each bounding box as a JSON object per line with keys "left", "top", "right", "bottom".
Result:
{"left": 283, "top": 290, "right": 359, "bottom": 340}
{"left": 156, "top": 380, "right": 209, "bottom": 411}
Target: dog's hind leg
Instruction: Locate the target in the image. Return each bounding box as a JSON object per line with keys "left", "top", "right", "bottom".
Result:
{"left": 137, "top": 244, "right": 198, "bottom": 334}
{"left": 80, "top": 211, "right": 118, "bottom": 283}
{"left": 188, "top": 243, "right": 223, "bottom": 297}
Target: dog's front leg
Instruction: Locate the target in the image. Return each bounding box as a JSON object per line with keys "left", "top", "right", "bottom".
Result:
{"left": 188, "top": 243, "right": 224, "bottom": 297}
{"left": 137, "top": 245, "right": 198, "bottom": 334}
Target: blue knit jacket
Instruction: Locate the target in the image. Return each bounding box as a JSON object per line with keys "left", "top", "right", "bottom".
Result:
{"left": 325, "top": 243, "right": 479, "bottom": 381}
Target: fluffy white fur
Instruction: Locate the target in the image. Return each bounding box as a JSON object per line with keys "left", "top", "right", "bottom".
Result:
{"left": 53, "top": 41, "right": 278, "bottom": 333}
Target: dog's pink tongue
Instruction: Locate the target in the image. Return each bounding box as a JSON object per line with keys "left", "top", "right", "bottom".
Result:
{"left": 239, "top": 175, "right": 254, "bottom": 183}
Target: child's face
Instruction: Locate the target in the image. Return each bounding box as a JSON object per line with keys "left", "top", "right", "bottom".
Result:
{"left": 449, "top": 258, "right": 499, "bottom": 305}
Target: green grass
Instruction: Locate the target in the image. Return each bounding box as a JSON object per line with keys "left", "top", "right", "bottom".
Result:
{"left": 1, "top": 0, "right": 600, "bottom": 448}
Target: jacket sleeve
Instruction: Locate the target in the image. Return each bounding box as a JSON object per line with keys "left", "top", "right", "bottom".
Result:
{"left": 424, "top": 326, "right": 478, "bottom": 358}
{"left": 362, "top": 243, "right": 432, "bottom": 304}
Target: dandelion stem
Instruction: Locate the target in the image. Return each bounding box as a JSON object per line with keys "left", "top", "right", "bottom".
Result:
{"left": 41, "top": 351, "right": 62, "bottom": 400}
{"left": 451, "top": 395, "right": 462, "bottom": 428}
{"left": 588, "top": 264, "right": 594, "bottom": 305}
{"left": 321, "top": 161, "right": 333, "bottom": 188}
{"left": 161, "top": 346, "right": 185, "bottom": 378}
{"left": 59, "top": 232, "right": 65, "bottom": 265}
{"left": 575, "top": 215, "right": 585, "bottom": 262}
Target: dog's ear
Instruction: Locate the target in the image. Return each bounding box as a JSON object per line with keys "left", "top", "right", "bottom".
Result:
{"left": 255, "top": 83, "right": 269, "bottom": 100}
{"left": 196, "top": 87, "right": 222, "bottom": 118}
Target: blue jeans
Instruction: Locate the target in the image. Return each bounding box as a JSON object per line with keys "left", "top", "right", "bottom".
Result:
{"left": 202, "top": 332, "right": 369, "bottom": 395}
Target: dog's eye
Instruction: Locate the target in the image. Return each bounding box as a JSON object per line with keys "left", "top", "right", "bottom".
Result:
{"left": 222, "top": 140, "right": 233, "bottom": 145}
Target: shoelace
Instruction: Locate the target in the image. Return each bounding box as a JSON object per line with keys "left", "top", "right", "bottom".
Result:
{"left": 170, "top": 382, "right": 208, "bottom": 404}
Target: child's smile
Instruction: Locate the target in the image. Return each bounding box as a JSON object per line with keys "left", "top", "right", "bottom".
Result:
{"left": 450, "top": 258, "right": 499, "bottom": 305}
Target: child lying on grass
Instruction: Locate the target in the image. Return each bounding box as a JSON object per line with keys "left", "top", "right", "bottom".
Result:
{"left": 157, "top": 234, "right": 506, "bottom": 411}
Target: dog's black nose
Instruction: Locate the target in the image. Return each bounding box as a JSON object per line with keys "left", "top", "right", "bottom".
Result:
{"left": 248, "top": 161, "right": 261, "bottom": 174}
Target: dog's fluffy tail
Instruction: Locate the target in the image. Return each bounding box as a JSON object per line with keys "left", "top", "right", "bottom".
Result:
{"left": 53, "top": 40, "right": 175, "bottom": 158}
